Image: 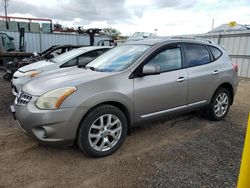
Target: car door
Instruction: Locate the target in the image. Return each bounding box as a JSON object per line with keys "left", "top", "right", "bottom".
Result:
{"left": 183, "top": 43, "right": 222, "bottom": 105}
{"left": 133, "top": 43, "right": 188, "bottom": 120}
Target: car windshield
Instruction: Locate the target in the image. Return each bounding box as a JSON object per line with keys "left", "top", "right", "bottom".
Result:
{"left": 85, "top": 45, "right": 150, "bottom": 72}
{"left": 51, "top": 49, "right": 87, "bottom": 63}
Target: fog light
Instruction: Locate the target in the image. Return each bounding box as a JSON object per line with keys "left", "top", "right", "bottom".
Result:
{"left": 32, "top": 127, "right": 48, "bottom": 138}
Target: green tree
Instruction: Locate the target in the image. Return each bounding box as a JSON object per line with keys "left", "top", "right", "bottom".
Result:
{"left": 102, "top": 27, "right": 121, "bottom": 39}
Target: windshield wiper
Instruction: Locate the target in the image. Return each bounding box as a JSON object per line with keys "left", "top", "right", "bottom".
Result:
{"left": 77, "top": 64, "right": 86, "bottom": 68}
{"left": 46, "top": 59, "right": 56, "bottom": 63}
{"left": 86, "top": 66, "right": 96, "bottom": 71}
{"left": 85, "top": 66, "right": 104, "bottom": 72}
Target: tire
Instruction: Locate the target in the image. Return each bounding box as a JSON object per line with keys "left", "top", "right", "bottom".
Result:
{"left": 3, "top": 73, "right": 12, "bottom": 81}
{"left": 77, "top": 105, "right": 128, "bottom": 158}
{"left": 207, "top": 87, "right": 231, "bottom": 121}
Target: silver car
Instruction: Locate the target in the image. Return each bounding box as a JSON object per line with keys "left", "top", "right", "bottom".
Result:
{"left": 11, "top": 38, "right": 238, "bottom": 157}
{"left": 11, "top": 46, "right": 111, "bottom": 95}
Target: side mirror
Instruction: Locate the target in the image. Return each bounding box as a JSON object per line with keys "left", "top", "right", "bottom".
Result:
{"left": 142, "top": 64, "right": 160, "bottom": 76}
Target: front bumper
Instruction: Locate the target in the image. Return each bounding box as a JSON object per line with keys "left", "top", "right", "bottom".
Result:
{"left": 11, "top": 77, "right": 30, "bottom": 96}
{"left": 11, "top": 83, "right": 18, "bottom": 96}
{"left": 12, "top": 99, "right": 87, "bottom": 146}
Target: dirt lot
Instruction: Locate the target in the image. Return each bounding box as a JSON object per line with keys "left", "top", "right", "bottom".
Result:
{"left": 0, "top": 70, "right": 249, "bottom": 188}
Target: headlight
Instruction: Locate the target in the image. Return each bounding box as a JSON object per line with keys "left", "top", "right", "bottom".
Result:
{"left": 23, "top": 70, "right": 41, "bottom": 78}
{"left": 36, "top": 87, "right": 77, "bottom": 110}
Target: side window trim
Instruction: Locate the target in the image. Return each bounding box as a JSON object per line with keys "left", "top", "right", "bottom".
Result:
{"left": 207, "top": 45, "right": 223, "bottom": 61}
{"left": 180, "top": 43, "right": 187, "bottom": 68}
{"left": 131, "top": 43, "right": 183, "bottom": 78}
{"left": 205, "top": 45, "right": 214, "bottom": 62}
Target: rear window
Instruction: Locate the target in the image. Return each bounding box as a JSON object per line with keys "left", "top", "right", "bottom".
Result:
{"left": 208, "top": 46, "right": 222, "bottom": 60}
{"left": 184, "top": 43, "right": 210, "bottom": 67}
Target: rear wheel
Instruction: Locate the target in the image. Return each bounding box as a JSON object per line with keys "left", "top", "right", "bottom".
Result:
{"left": 207, "top": 87, "right": 231, "bottom": 121}
{"left": 77, "top": 105, "right": 127, "bottom": 158}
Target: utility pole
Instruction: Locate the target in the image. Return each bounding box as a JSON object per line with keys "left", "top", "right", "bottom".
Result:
{"left": 2, "top": 0, "right": 9, "bottom": 29}
{"left": 210, "top": 19, "right": 214, "bottom": 41}
{"left": 154, "top": 29, "right": 158, "bottom": 36}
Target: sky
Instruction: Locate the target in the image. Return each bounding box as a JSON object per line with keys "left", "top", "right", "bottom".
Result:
{"left": 1, "top": 0, "right": 250, "bottom": 36}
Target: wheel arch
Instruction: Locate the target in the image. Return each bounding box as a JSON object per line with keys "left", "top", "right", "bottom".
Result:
{"left": 212, "top": 82, "right": 234, "bottom": 105}
{"left": 97, "top": 101, "right": 132, "bottom": 134}
{"left": 76, "top": 100, "right": 132, "bottom": 143}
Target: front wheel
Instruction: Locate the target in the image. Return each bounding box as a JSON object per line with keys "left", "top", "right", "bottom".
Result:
{"left": 3, "top": 73, "right": 12, "bottom": 81}
{"left": 207, "top": 87, "right": 231, "bottom": 121}
{"left": 77, "top": 105, "right": 128, "bottom": 158}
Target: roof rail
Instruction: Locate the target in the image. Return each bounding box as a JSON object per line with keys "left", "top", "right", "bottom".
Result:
{"left": 170, "top": 36, "right": 213, "bottom": 44}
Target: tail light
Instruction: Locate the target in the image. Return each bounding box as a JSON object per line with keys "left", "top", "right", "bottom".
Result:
{"left": 232, "top": 63, "right": 238, "bottom": 72}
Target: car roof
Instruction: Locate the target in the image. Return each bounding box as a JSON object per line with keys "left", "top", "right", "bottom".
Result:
{"left": 54, "top": 46, "right": 112, "bottom": 56}
{"left": 77, "top": 46, "right": 113, "bottom": 51}
{"left": 52, "top": 44, "right": 88, "bottom": 48}
{"left": 124, "top": 37, "right": 214, "bottom": 46}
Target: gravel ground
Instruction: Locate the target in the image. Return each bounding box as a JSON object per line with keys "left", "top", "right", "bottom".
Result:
{"left": 0, "top": 70, "right": 249, "bottom": 188}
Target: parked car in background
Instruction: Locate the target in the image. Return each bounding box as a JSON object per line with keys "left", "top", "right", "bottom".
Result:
{"left": 11, "top": 46, "right": 111, "bottom": 95}
{"left": 4, "top": 45, "right": 85, "bottom": 80}
{"left": 11, "top": 38, "right": 238, "bottom": 158}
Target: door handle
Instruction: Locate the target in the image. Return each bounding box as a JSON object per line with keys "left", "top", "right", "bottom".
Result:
{"left": 176, "top": 77, "right": 185, "bottom": 82}
{"left": 213, "top": 70, "right": 219, "bottom": 75}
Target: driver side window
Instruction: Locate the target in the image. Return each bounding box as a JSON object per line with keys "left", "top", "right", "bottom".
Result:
{"left": 61, "top": 58, "right": 78, "bottom": 67}
{"left": 78, "top": 49, "right": 108, "bottom": 66}
{"left": 146, "top": 47, "right": 182, "bottom": 72}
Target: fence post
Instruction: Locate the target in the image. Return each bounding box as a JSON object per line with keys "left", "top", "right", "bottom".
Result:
{"left": 39, "top": 31, "right": 42, "bottom": 52}
{"left": 237, "top": 113, "right": 250, "bottom": 188}
{"left": 246, "top": 59, "right": 250, "bottom": 81}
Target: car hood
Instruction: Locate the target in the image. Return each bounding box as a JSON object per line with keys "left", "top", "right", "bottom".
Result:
{"left": 22, "top": 67, "right": 112, "bottom": 96}
{"left": 35, "top": 66, "right": 77, "bottom": 78}
{"left": 22, "top": 56, "right": 45, "bottom": 63}
{"left": 18, "top": 60, "right": 53, "bottom": 73}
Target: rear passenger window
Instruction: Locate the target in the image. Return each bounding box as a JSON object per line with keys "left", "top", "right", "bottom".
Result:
{"left": 208, "top": 46, "right": 222, "bottom": 60}
{"left": 184, "top": 44, "right": 210, "bottom": 67}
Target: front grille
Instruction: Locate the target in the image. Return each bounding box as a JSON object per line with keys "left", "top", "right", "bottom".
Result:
{"left": 15, "top": 91, "right": 32, "bottom": 106}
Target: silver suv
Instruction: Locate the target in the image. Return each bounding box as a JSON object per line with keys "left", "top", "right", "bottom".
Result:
{"left": 11, "top": 38, "right": 238, "bottom": 157}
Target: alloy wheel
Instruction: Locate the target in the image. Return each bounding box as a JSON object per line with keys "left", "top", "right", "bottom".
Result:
{"left": 214, "top": 92, "right": 229, "bottom": 117}
{"left": 88, "top": 114, "right": 122, "bottom": 152}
